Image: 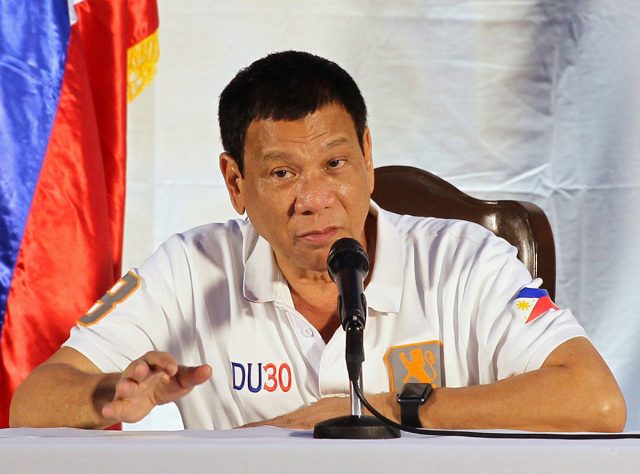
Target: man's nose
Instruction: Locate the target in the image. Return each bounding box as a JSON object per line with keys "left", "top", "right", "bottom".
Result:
{"left": 294, "top": 176, "right": 336, "bottom": 215}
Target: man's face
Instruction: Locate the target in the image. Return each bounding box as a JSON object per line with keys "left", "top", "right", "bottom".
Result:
{"left": 221, "top": 103, "right": 374, "bottom": 274}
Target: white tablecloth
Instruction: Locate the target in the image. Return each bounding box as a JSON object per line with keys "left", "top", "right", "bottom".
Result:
{"left": 1, "top": 427, "right": 639, "bottom": 474}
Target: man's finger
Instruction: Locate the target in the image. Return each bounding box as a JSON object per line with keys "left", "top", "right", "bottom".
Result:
{"left": 101, "top": 402, "right": 116, "bottom": 420}
{"left": 123, "top": 360, "right": 150, "bottom": 383}
{"left": 114, "top": 378, "right": 139, "bottom": 399}
{"left": 101, "top": 399, "right": 144, "bottom": 424}
{"left": 175, "top": 364, "right": 212, "bottom": 390}
{"left": 122, "top": 352, "right": 177, "bottom": 383}
{"left": 142, "top": 351, "right": 179, "bottom": 376}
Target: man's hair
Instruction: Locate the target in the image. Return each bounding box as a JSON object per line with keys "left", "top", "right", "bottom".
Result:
{"left": 218, "top": 50, "right": 368, "bottom": 173}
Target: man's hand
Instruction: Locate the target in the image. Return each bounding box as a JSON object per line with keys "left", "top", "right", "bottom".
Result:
{"left": 10, "top": 347, "right": 211, "bottom": 428}
{"left": 101, "top": 351, "right": 212, "bottom": 424}
{"left": 241, "top": 393, "right": 397, "bottom": 430}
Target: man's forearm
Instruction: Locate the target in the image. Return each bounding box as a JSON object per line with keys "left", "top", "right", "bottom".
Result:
{"left": 413, "top": 367, "right": 624, "bottom": 432}
{"left": 9, "top": 363, "right": 119, "bottom": 429}
{"left": 406, "top": 338, "right": 627, "bottom": 432}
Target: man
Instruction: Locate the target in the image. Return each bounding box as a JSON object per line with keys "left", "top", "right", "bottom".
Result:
{"left": 10, "top": 51, "right": 626, "bottom": 431}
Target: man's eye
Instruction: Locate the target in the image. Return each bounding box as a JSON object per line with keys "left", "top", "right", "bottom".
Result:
{"left": 328, "top": 159, "right": 345, "bottom": 169}
{"left": 272, "top": 169, "right": 292, "bottom": 178}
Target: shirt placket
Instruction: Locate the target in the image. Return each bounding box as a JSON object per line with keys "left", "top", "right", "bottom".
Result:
{"left": 272, "top": 281, "right": 327, "bottom": 397}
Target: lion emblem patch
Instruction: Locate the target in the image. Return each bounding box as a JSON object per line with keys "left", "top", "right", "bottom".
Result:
{"left": 384, "top": 340, "right": 444, "bottom": 392}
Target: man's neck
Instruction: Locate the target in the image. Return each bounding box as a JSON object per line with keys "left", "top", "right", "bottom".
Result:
{"left": 275, "top": 214, "right": 378, "bottom": 343}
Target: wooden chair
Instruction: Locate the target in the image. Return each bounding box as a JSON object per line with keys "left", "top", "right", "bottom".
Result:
{"left": 372, "top": 165, "right": 556, "bottom": 299}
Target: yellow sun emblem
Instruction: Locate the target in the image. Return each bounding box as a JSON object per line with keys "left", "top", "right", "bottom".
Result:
{"left": 516, "top": 300, "right": 531, "bottom": 311}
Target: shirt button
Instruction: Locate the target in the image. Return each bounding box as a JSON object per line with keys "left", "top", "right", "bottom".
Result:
{"left": 302, "top": 327, "right": 314, "bottom": 338}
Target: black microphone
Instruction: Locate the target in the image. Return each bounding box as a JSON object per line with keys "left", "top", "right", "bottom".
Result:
{"left": 314, "top": 238, "right": 399, "bottom": 439}
{"left": 327, "top": 237, "right": 369, "bottom": 382}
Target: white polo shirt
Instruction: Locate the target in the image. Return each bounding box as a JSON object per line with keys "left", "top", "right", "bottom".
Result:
{"left": 64, "top": 202, "right": 585, "bottom": 429}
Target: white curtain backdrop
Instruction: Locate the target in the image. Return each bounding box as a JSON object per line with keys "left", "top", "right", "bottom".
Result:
{"left": 125, "top": 0, "right": 640, "bottom": 430}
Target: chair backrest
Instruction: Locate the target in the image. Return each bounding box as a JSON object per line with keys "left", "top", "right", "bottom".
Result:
{"left": 371, "top": 165, "right": 556, "bottom": 299}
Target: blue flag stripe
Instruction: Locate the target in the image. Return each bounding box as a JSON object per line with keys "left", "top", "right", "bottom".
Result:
{"left": 0, "top": 0, "right": 71, "bottom": 328}
{"left": 516, "top": 287, "right": 549, "bottom": 299}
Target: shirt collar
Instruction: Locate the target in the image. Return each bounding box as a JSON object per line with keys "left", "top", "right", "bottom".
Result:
{"left": 364, "top": 201, "right": 405, "bottom": 314}
{"left": 242, "top": 201, "right": 406, "bottom": 314}
{"left": 242, "top": 222, "right": 284, "bottom": 303}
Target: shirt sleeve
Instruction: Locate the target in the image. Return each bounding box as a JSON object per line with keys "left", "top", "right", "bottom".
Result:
{"left": 63, "top": 234, "right": 196, "bottom": 373}
{"left": 460, "top": 229, "right": 587, "bottom": 383}
{"left": 494, "top": 279, "right": 587, "bottom": 379}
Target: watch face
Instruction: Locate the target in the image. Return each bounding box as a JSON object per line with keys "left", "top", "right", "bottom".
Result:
{"left": 398, "top": 383, "right": 431, "bottom": 402}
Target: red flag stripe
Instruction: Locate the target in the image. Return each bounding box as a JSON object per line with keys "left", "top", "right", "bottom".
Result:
{"left": 525, "top": 296, "right": 558, "bottom": 324}
{"left": 0, "top": 0, "right": 158, "bottom": 427}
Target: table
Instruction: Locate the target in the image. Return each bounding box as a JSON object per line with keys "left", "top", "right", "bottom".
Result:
{"left": 1, "top": 427, "right": 639, "bottom": 474}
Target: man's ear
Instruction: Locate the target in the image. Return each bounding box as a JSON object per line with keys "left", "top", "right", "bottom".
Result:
{"left": 363, "top": 128, "right": 375, "bottom": 195}
{"left": 219, "top": 153, "right": 245, "bottom": 214}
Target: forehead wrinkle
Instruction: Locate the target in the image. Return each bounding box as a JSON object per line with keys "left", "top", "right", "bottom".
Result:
{"left": 261, "top": 151, "right": 290, "bottom": 161}
{"left": 254, "top": 122, "right": 326, "bottom": 152}
{"left": 246, "top": 104, "right": 360, "bottom": 163}
{"left": 262, "top": 135, "right": 352, "bottom": 158}
{"left": 256, "top": 132, "right": 327, "bottom": 163}
{"left": 321, "top": 136, "right": 355, "bottom": 150}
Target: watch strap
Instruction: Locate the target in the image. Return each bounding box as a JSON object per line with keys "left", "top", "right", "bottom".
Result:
{"left": 398, "top": 383, "right": 432, "bottom": 428}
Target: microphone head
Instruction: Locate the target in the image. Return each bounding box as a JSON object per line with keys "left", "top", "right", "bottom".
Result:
{"left": 327, "top": 237, "right": 369, "bottom": 282}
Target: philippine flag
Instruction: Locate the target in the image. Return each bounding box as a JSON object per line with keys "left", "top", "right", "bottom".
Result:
{"left": 513, "top": 288, "right": 559, "bottom": 324}
{"left": 0, "top": 0, "right": 158, "bottom": 426}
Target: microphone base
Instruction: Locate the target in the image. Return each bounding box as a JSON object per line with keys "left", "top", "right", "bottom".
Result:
{"left": 313, "top": 415, "right": 401, "bottom": 439}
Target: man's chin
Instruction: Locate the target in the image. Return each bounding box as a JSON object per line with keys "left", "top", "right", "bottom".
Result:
{"left": 304, "top": 255, "right": 331, "bottom": 273}
{"left": 295, "top": 248, "right": 332, "bottom": 273}
{"left": 272, "top": 245, "right": 331, "bottom": 276}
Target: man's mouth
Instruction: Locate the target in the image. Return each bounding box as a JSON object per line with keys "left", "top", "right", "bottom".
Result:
{"left": 297, "top": 227, "right": 340, "bottom": 245}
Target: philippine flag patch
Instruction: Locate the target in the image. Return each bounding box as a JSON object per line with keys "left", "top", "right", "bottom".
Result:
{"left": 514, "top": 288, "right": 558, "bottom": 324}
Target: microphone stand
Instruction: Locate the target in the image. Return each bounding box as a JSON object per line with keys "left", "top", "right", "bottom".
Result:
{"left": 313, "top": 237, "right": 400, "bottom": 439}
{"left": 313, "top": 323, "right": 400, "bottom": 439}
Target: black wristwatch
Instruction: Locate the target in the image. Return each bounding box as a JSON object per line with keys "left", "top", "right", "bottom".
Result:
{"left": 397, "top": 383, "right": 433, "bottom": 427}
